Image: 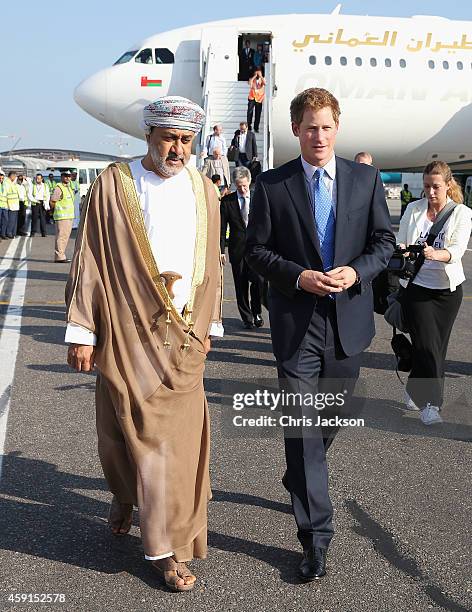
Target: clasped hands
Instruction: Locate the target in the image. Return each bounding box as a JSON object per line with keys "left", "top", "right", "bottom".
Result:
{"left": 299, "top": 266, "right": 358, "bottom": 296}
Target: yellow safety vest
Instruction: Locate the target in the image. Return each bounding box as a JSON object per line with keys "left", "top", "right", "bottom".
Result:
{"left": 45, "top": 179, "right": 57, "bottom": 194}
{"left": 401, "top": 189, "right": 412, "bottom": 204}
{"left": 6, "top": 180, "right": 20, "bottom": 210}
{"left": 53, "top": 183, "right": 75, "bottom": 220}
{"left": 0, "top": 181, "right": 7, "bottom": 209}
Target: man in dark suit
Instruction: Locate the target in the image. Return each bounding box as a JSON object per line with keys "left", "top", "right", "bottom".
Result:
{"left": 221, "top": 166, "right": 264, "bottom": 329}
{"left": 239, "top": 39, "right": 255, "bottom": 81}
{"left": 246, "top": 88, "right": 395, "bottom": 580}
{"left": 231, "top": 122, "right": 258, "bottom": 168}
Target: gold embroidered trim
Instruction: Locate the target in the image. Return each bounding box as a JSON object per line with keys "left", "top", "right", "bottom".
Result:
{"left": 184, "top": 164, "right": 208, "bottom": 321}
{"left": 116, "top": 162, "right": 208, "bottom": 332}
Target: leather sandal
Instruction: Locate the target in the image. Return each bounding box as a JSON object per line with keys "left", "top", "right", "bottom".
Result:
{"left": 107, "top": 496, "right": 133, "bottom": 536}
{"left": 152, "top": 557, "right": 196, "bottom": 592}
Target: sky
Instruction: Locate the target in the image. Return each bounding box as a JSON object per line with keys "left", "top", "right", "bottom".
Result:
{"left": 1, "top": 0, "right": 471, "bottom": 158}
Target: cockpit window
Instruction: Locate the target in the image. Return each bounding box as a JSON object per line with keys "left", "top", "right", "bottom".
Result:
{"left": 114, "top": 50, "right": 138, "bottom": 65}
{"left": 155, "top": 48, "right": 175, "bottom": 64}
{"left": 135, "top": 48, "right": 153, "bottom": 64}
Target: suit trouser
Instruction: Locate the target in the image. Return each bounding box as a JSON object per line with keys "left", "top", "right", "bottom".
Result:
{"left": 17, "top": 202, "right": 27, "bottom": 234}
{"left": 247, "top": 100, "right": 262, "bottom": 131}
{"left": 54, "top": 219, "right": 73, "bottom": 261}
{"left": 31, "top": 203, "right": 47, "bottom": 236}
{"left": 231, "top": 258, "right": 263, "bottom": 324}
{"left": 236, "top": 153, "right": 250, "bottom": 168}
{"left": 276, "top": 297, "right": 361, "bottom": 550}
{"left": 6, "top": 210, "right": 18, "bottom": 237}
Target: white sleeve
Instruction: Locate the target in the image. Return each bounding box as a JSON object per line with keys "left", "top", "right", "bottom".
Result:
{"left": 28, "top": 186, "right": 37, "bottom": 203}
{"left": 65, "top": 322, "right": 97, "bottom": 346}
{"left": 209, "top": 321, "right": 224, "bottom": 337}
{"left": 446, "top": 206, "right": 472, "bottom": 264}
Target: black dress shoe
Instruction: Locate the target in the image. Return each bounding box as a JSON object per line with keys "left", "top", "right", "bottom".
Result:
{"left": 298, "top": 547, "right": 327, "bottom": 581}
{"left": 243, "top": 321, "right": 254, "bottom": 329}
{"left": 254, "top": 314, "right": 264, "bottom": 328}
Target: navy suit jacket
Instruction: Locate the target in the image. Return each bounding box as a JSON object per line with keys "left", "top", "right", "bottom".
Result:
{"left": 245, "top": 156, "right": 395, "bottom": 359}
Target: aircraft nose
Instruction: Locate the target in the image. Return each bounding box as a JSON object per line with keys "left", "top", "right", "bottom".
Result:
{"left": 74, "top": 69, "right": 108, "bottom": 120}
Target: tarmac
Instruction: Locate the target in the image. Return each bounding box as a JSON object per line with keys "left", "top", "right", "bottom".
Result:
{"left": 0, "top": 200, "right": 471, "bottom": 612}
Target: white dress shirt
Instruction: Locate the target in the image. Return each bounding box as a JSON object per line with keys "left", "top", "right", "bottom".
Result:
{"left": 205, "top": 133, "right": 227, "bottom": 156}
{"left": 65, "top": 159, "right": 224, "bottom": 345}
{"left": 296, "top": 154, "right": 337, "bottom": 289}
{"left": 301, "top": 154, "right": 337, "bottom": 215}
{"left": 238, "top": 132, "right": 247, "bottom": 154}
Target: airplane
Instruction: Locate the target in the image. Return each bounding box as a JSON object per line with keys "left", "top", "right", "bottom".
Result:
{"left": 74, "top": 6, "right": 472, "bottom": 170}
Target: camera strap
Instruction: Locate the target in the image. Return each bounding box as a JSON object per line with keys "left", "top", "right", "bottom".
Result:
{"left": 408, "top": 201, "right": 456, "bottom": 284}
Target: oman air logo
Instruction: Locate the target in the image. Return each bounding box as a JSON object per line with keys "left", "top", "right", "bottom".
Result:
{"left": 141, "top": 76, "right": 162, "bottom": 87}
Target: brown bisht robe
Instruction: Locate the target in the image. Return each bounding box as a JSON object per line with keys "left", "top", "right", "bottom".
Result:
{"left": 65, "top": 162, "right": 223, "bottom": 561}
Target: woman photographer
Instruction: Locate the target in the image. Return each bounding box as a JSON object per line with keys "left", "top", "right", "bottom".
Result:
{"left": 397, "top": 161, "right": 471, "bottom": 424}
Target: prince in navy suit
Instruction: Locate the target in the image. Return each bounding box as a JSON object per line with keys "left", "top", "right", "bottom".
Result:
{"left": 246, "top": 88, "right": 395, "bottom": 580}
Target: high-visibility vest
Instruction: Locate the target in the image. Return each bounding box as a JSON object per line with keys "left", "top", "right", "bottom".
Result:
{"left": 70, "top": 179, "right": 79, "bottom": 194}
{"left": 53, "top": 183, "right": 75, "bottom": 220}
{"left": 401, "top": 189, "right": 412, "bottom": 204}
{"left": 0, "top": 181, "right": 7, "bottom": 209}
{"left": 6, "top": 180, "right": 20, "bottom": 211}
{"left": 45, "top": 179, "right": 57, "bottom": 194}
{"left": 248, "top": 77, "right": 265, "bottom": 103}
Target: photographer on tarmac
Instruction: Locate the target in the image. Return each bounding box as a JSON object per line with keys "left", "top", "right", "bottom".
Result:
{"left": 397, "top": 161, "right": 471, "bottom": 425}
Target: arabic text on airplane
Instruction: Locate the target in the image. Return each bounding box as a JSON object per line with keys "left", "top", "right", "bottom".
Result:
{"left": 292, "top": 30, "right": 472, "bottom": 53}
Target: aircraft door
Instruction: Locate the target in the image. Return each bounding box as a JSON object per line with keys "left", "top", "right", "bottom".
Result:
{"left": 201, "top": 26, "right": 238, "bottom": 81}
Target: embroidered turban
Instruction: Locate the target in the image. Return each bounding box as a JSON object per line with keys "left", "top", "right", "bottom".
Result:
{"left": 143, "top": 96, "right": 205, "bottom": 135}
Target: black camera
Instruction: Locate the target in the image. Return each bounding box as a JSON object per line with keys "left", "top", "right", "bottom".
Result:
{"left": 387, "top": 244, "right": 425, "bottom": 279}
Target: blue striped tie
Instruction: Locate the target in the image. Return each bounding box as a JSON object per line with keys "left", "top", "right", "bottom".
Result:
{"left": 313, "top": 168, "right": 335, "bottom": 272}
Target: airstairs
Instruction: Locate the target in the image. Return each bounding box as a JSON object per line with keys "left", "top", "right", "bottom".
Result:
{"left": 197, "top": 45, "right": 274, "bottom": 177}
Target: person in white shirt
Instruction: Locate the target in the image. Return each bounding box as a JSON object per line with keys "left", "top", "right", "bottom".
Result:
{"left": 397, "top": 160, "right": 472, "bottom": 425}
{"left": 28, "top": 173, "right": 50, "bottom": 237}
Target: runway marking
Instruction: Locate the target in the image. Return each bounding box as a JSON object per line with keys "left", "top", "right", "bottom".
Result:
{"left": 0, "top": 300, "right": 64, "bottom": 306}
{"left": 0, "top": 237, "right": 30, "bottom": 479}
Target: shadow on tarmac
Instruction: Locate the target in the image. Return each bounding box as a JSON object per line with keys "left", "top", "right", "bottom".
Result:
{"left": 0, "top": 453, "right": 302, "bottom": 587}
{"left": 346, "top": 499, "right": 470, "bottom": 612}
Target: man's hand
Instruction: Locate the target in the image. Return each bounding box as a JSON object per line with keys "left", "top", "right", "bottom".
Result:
{"left": 325, "top": 266, "right": 358, "bottom": 290}
{"left": 299, "top": 270, "right": 344, "bottom": 296}
{"left": 220, "top": 254, "right": 227, "bottom": 266}
{"left": 204, "top": 338, "right": 211, "bottom": 355}
{"left": 67, "top": 344, "right": 96, "bottom": 372}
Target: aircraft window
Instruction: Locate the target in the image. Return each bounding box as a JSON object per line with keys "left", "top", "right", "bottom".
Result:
{"left": 88, "top": 169, "right": 97, "bottom": 181}
{"left": 399, "top": 59, "right": 406, "bottom": 68}
{"left": 114, "top": 50, "right": 138, "bottom": 65}
{"left": 443, "top": 61, "right": 449, "bottom": 69}
{"left": 340, "top": 56, "right": 347, "bottom": 65}
{"left": 155, "top": 48, "right": 175, "bottom": 64}
{"left": 457, "top": 61, "right": 463, "bottom": 70}
{"left": 325, "top": 56, "right": 332, "bottom": 65}
{"left": 428, "top": 60, "right": 435, "bottom": 69}
{"left": 385, "top": 58, "right": 392, "bottom": 67}
{"left": 370, "top": 58, "right": 377, "bottom": 67}
{"left": 309, "top": 55, "right": 316, "bottom": 65}
{"left": 355, "top": 57, "right": 362, "bottom": 66}
{"left": 79, "top": 169, "right": 87, "bottom": 184}
{"left": 432, "top": 154, "right": 438, "bottom": 158}
{"left": 135, "top": 48, "right": 153, "bottom": 64}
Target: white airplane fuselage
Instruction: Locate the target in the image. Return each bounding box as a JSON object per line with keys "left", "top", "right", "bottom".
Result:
{"left": 74, "top": 13, "right": 472, "bottom": 169}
